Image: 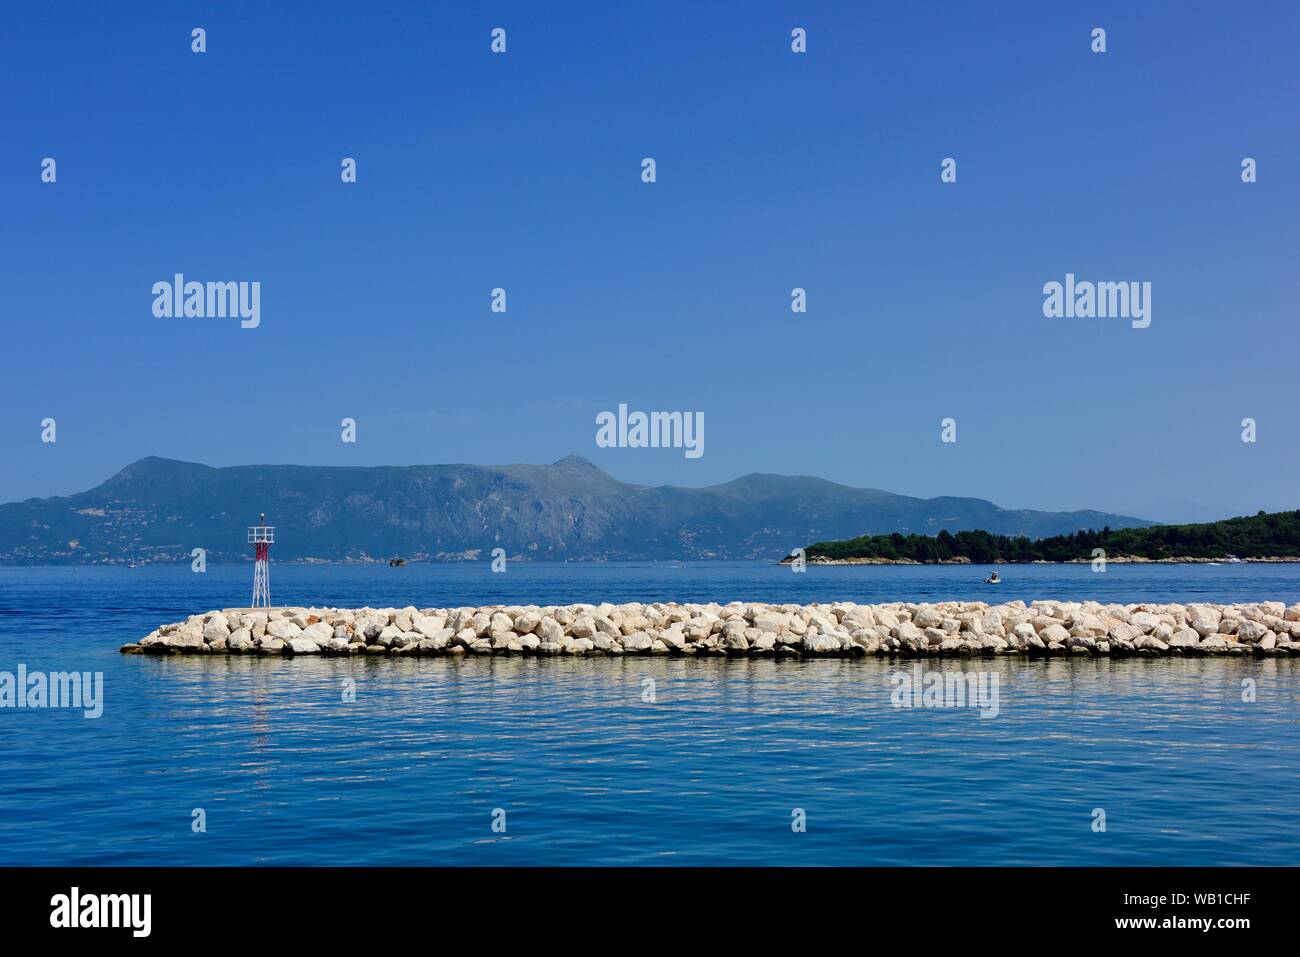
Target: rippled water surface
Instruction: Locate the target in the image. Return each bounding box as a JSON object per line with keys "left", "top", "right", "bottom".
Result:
{"left": 1, "top": 562, "right": 1297, "bottom": 865}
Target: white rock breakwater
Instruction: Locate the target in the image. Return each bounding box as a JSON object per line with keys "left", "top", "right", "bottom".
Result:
{"left": 121, "top": 600, "right": 1300, "bottom": 658}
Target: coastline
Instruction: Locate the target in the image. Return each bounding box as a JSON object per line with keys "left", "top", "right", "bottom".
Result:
{"left": 786, "top": 555, "right": 1300, "bottom": 565}
{"left": 122, "top": 599, "right": 1300, "bottom": 659}
{"left": 8, "top": 554, "right": 1299, "bottom": 568}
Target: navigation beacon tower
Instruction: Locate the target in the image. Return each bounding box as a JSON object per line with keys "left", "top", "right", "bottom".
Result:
{"left": 248, "top": 513, "right": 274, "bottom": 608}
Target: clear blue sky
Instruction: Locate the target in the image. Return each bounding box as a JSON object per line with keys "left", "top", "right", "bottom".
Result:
{"left": 3, "top": 1, "right": 1297, "bottom": 523}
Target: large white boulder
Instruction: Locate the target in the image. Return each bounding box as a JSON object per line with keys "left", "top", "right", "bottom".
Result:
{"left": 203, "top": 615, "right": 231, "bottom": 642}
{"left": 622, "top": 632, "right": 653, "bottom": 652}
{"left": 266, "top": 619, "right": 302, "bottom": 640}
{"left": 413, "top": 615, "right": 448, "bottom": 638}
{"left": 301, "top": 622, "right": 335, "bottom": 644}
{"left": 802, "top": 633, "right": 841, "bottom": 654}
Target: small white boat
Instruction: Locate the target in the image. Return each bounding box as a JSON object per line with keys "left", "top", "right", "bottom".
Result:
{"left": 1224, "top": 554, "right": 1245, "bottom": 564}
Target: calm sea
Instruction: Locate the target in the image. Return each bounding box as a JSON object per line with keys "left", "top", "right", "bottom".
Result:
{"left": 1, "top": 561, "right": 1297, "bottom": 866}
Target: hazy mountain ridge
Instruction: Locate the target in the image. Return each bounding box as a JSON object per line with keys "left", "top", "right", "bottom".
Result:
{"left": 0, "top": 455, "right": 1154, "bottom": 564}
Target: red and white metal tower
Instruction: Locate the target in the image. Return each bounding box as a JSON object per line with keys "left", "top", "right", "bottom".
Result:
{"left": 248, "top": 513, "right": 274, "bottom": 607}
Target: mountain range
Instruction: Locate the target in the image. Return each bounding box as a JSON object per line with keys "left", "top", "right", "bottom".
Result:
{"left": 0, "top": 455, "right": 1159, "bottom": 564}
{"left": 0, "top": 455, "right": 1153, "bottom": 564}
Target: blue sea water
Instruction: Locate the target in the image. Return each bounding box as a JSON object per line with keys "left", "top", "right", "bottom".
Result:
{"left": 0, "top": 561, "right": 1297, "bottom": 866}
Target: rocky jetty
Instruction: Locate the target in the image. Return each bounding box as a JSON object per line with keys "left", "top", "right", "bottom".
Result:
{"left": 120, "top": 600, "right": 1300, "bottom": 658}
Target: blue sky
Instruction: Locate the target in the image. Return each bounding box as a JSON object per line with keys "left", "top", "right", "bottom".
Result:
{"left": 3, "top": 1, "right": 1297, "bottom": 522}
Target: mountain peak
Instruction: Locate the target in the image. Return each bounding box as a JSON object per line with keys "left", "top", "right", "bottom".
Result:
{"left": 100, "top": 456, "right": 210, "bottom": 486}
{"left": 552, "top": 453, "right": 599, "bottom": 470}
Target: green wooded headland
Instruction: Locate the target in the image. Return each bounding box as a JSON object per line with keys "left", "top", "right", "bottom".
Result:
{"left": 803, "top": 510, "right": 1300, "bottom": 563}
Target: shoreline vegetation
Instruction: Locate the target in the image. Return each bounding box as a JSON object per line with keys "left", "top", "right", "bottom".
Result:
{"left": 787, "top": 510, "right": 1300, "bottom": 565}
{"left": 122, "top": 600, "right": 1300, "bottom": 659}
{"left": 790, "top": 555, "right": 1300, "bottom": 565}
